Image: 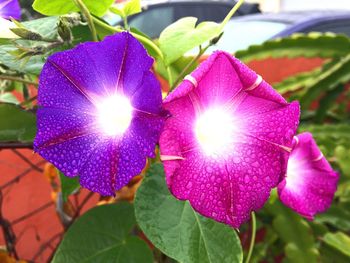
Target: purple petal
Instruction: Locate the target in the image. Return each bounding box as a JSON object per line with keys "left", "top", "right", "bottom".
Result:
{"left": 46, "top": 32, "right": 153, "bottom": 101}
{"left": 278, "top": 132, "right": 339, "bottom": 219}
{"left": 35, "top": 32, "right": 165, "bottom": 195}
{"left": 0, "top": 0, "right": 21, "bottom": 20}
{"left": 159, "top": 51, "right": 300, "bottom": 227}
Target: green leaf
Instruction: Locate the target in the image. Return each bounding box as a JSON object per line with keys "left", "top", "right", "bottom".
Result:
{"left": 0, "top": 93, "right": 19, "bottom": 104}
{"left": 110, "top": 0, "right": 141, "bottom": 18}
{"left": 315, "top": 205, "right": 350, "bottom": 232}
{"left": 159, "top": 17, "right": 221, "bottom": 65}
{"left": 59, "top": 171, "right": 80, "bottom": 202}
{"left": 134, "top": 163, "right": 243, "bottom": 263}
{"left": 235, "top": 33, "right": 350, "bottom": 63}
{"left": 314, "top": 84, "right": 344, "bottom": 123}
{"left": 33, "top": 0, "right": 114, "bottom": 17}
{"left": 300, "top": 54, "right": 350, "bottom": 110}
{"left": 158, "top": 0, "right": 243, "bottom": 65}
{"left": 299, "top": 124, "right": 350, "bottom": 145}
{"left": 0, "top": 103, "right": 36, "bottom": 142}
{"left": 0, "top": 17, "right": 59, "bottom": 75}
{"left": 52, "top": 203, "right": 153, "bottom": 263}
{"left": 273, "top": 67, "right": 322, "bottom": 95}
{"left": 266, "top": 201, "right": 319, "bottom": 263}
{"left": 323, "top": 232, "right": 350, "bottom": 257}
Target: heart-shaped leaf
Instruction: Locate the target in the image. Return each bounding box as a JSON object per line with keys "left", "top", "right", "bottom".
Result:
{"left": 52, "top": 203, "right": 153, "bottom": 263}
{"left": 33, "top": 0, "right": 114, "bottom": 17}
{"left": 134, "top": 163, "right": 243, "bottom": 263}
{"left": 158, "top": 0, "right": 243, "bottom": 65}
{"left": 0, "top": 104, "right": 36, "bottom": 143}
{"left": 159, "top": 17, "right": 221, "bottom": 65}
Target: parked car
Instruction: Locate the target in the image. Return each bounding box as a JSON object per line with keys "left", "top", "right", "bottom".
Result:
{"left": 104, "top": 0, "right": 261, "bottom": 38}
{"left": 212, "top": 10, "right": 350, "bottom": 53}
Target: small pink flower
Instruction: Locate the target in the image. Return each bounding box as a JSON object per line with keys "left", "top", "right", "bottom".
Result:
{"left": 159, "top": 51, "right": 300, "bottom": 227}
{"left": 278, "top": 132, "right": 339, "bottom": 219}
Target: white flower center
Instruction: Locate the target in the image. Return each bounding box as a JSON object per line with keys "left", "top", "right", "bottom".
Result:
{"left": 97, "top": 95, "right": 133, "bottom": 136}
{"left": 195, "top": 108, "right": 235, "bottom": 156}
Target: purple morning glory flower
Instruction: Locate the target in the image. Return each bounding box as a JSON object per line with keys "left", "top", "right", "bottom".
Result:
{"left": 34, "top": 32, "right": 166, "bottom": 196}
{"left": 159, "top": 51, "right": 300, "bottom": 228}
{"left": 278, "top": 132, "right": 339, "bottom": 219}
{"left": 0, "top": 0, "right": 21, "bottom": 20}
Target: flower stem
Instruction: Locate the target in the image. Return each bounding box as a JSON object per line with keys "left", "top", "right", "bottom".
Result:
{"left": 20, "top": 95, "right": 37, "bottom": 106}
{"left": 220, "top": 0, "right": 245, "bottom": 31}
{"left": 170, "top": 45, "right": 209, "bottom": 91}
{"left": 244, "top": 212, "right": 256, "bottom": 263}
{"left": 73, "top": 0, "right": 98, "bottom": 41}
{"left": 0, "top": 75, "right": 38, "bottom": 86}
{"left": 92, "top": 17, "right": 164, "bottom": 60}
{"left": 123, "top": 16, "right": 129, "bottom": 30}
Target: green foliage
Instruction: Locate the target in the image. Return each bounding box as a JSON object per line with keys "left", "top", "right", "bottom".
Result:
{"left": 299, "top": 124, "right": 350, "bottom": 154}
{"left": 323, "top": 232, "right": 350, "bottom": 258}
{"left": 59, "top": 171, "right": 80, "bottom": 202}
{"left": 159, "top": 0, "right": 243, "bottom": 65}
{"left": 156, "top": 55, "right": 198, "bottom": 84}
{"left": 0, "top": 103, "right": 36, "bottom": 142}
{"left": 0, "top": 16, "right": 59, "bottom": 74}
{"left": 300, "top": 54, "right": 350, "bottom": 110}
{"left": 273, "top": 67, "right": 322, "bottom": 94}
{"left": 316, "top": 205, "right": 350, "bottom": 232}
{"left": 266, "top": 201, "right": 319, "bottom": 263}
{"left": 134, "top": 163, "right": 243, "bottom": 263}
{"left": 159, "top": 17, "right": 223, "bottom": 65}
{"left": 110, "top": 0, "right": 141, "bottom": 18}
{"left": 33, "top": 0, "right": 114, "bottom": 17}
{"left": 0, "top": 93, "right": 19, "bottom": 104}
{"left": 334, "top": 145, "right": 350, "bottom": 177}
{"left": 235, "top": 33, "right": 350, "bottom": 63}
{"left": 52, "top": 203, "right": 153, "bottom": 263}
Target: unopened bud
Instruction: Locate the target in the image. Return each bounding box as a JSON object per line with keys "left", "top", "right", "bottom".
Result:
{"left": 210, "top": 32, "right": 224, "bottom": 45}
{"left": 10, "top": 28, "right": 43, "bottom": 41}
{"left": 57, "top": 20, "right": 72, "bottom": 42}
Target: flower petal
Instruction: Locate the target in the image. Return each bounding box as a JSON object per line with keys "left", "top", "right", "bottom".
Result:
{"left": 0, "top": 0, "right": 21, "bottom": 20}
{"left": 277, "top": 132, "right": 339, "bottom": 219}
{"left": 79, "top": 139, "right": 118, "bottom": 196}
{"left": 44, "top": 32, "right": 153, "bottom": 103}
{"left": 35, "top": 32, "right": 165, "bottom": 195}
{"left": 160, "top": 51, "right": 300, "bottom": 227}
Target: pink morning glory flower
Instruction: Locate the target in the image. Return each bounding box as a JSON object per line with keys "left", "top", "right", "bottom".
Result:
{"left": 34, "top": 32, "right": 166, "bottom": 196}
{"left": 159, "top": 51, "right": 300, "bottom": 228}
{"left": 0, "top": 0, "right": 21, "bottom": 20}
{"left": 277, "top": 132, "right": 339, "bottom": 219}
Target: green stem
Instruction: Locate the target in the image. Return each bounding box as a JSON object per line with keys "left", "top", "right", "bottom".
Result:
{"left": 123, "top": 16, "right": 129, "bottom": 30}
{"left": 166, "top": 66, "right": 173, "bottom": 87}
{"left": 244, "top": 212, "right": 256, "bottom": 263}
{"left": 74, "top": 0, "right": 98, "bottom": 41}
{"left": 220, "top": 0, "right": 245, "bottom": 31}
{"left": 0, "top": 75, "right": 38, "bottom": 86}
{"left": 92, "top": 17, "right": 164, "bottom": 60}
{"left": 171, "top": 45, "right": 209, "bottom": 90}
{"left": 20, "top": 95, "right": 37, "bottom": 106}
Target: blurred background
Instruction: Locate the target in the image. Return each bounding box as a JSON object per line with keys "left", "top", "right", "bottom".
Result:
{"left": 1, "top": 0, "right": 350, "bottom": 262}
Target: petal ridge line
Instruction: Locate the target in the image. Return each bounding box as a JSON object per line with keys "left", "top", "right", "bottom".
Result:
{"left": 160, "top": 155, "right": 185, "bottom": 161}
{"left": 246, "top": 75, "right": 263, "bottom": 91}
{"left": 184, "top": 75, "right": 198, "bottom": 87}
{"left": 48, "top": 59, "right": 96, "bottom": 105}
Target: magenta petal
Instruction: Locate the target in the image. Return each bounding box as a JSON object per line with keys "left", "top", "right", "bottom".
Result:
{"left": 277, "top": 133, "right": 339, "bottom": 219}
{"left": 0, "top": 0, "right": 21, "bottom": 20}
{"left": 159, "top": 51, "right": 300, "bottom": 227}
{"left": 35, "top": 32, "right": 165, "bottom": 195}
